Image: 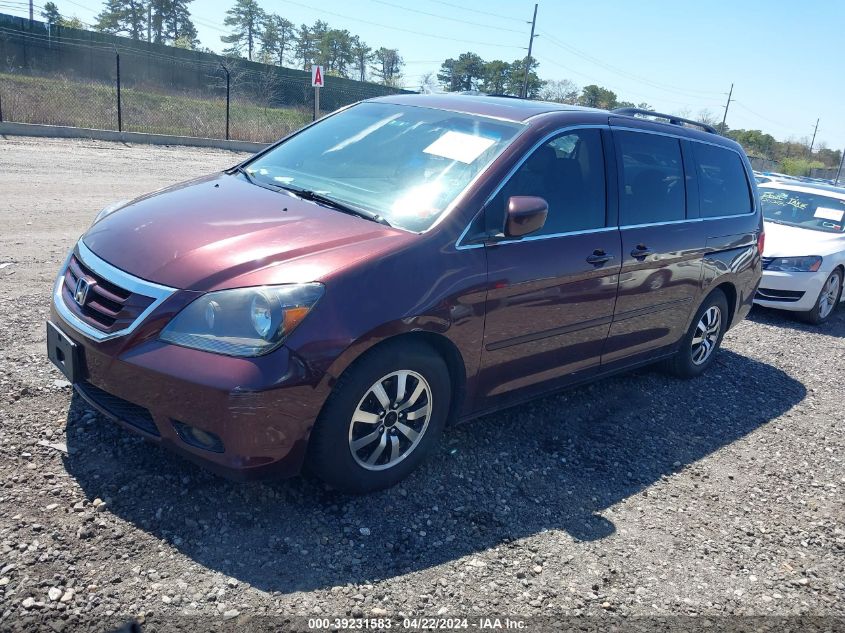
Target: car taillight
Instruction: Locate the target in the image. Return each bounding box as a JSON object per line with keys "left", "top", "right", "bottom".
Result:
{"left": 757, "top": 231, "right": 765, "bottom": 255}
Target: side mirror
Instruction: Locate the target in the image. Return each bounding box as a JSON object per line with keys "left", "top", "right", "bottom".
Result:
{"left": 504, "top": 196, "right": 548, "bottom": 238}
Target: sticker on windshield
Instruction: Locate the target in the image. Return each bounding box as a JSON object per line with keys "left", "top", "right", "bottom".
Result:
{"left": 423, "top": 131, "right": 496, "bottom": 164}
{"left": 814, "top": 207, "right": 845, "bottom": 222}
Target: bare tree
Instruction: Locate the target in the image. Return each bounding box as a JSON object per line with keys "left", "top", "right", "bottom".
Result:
{"left": 539, "top": 79, "right": 579, "bottom": 104}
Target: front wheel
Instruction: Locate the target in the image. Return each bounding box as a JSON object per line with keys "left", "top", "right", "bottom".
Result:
{"left": 664, "top": 288, "right": 729, "bottom": 378}
{"left": 307, "top": 340, "right": 451, "bottom": 493}
{"left": 801, "top": 269, "right": 842, "bottom": 325}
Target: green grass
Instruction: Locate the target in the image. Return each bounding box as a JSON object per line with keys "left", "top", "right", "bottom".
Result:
{"left": 0, "top": 73, "right": 312, "bottom": 143}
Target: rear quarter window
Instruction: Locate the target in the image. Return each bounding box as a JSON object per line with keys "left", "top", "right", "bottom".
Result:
{"left": 693, "top": 143, "right": 753, "bottom": 217}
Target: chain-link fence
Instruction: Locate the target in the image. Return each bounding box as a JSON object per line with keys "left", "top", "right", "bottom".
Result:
{"left": 0, "top": 13, "right": 412, "bottom": 143}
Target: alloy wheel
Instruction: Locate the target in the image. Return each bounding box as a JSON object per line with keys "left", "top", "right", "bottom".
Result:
{"left": 818, "top": 273, "right": 840, "bottom": 319}
{"left": 348, "top": 370, "right": 433, "bottom": 471}
{"left": 691, "top": 305, "right": 722, "bottom": 365}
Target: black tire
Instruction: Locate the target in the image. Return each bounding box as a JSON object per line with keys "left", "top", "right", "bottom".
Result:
{"left": 800, "top": 269, "right": 842, "bottom": 325}
{"left": 664, "top": 288, "right": 729, "bottom": 379}
{"left": 307, "top": 340, "right": 451, "bottom": 493}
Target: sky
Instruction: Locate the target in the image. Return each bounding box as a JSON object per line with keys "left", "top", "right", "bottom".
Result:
{"left": 5, "top": 0, "right": 844, "bottom": 152}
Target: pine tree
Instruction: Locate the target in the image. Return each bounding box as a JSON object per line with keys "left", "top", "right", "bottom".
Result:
{"left": 350, "top": 36, "right": 371, "bottom": 82}
{"left": 40, "top": 1, "right": 62, "bottom": 27}
{"left": 259, "top": 14, "right": 294, "bottom": 66}
{"left": 167, "top": 0, "right": 198, "bottom": 47}
{"left": 292, "top": 23, "right": 315, "bottom": 70}
{"left": 220, "top": 0, "right": 266, "bottom": 61}
{"left": 147, "top": 0, "right": 198, "bottom": 46}
{"left": 371, "top": 47, "right": 403, "bottom": 87}
{"left": 94, "top": 0, "right": 146, "bottom": 40}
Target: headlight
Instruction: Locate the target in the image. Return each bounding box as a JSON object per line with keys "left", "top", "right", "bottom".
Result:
{"left": 92, "top": 200, "right": 129, "bottom": 225}
{"left": 766, "top": 256, "right": 822, "bottom": 272}
{"left": 159, "top": 284, "right": 324, "bottom": 357}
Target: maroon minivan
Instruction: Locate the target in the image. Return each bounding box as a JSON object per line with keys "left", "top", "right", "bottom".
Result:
{"left": 48, "top": 95, "right": 763, "bottom": 492}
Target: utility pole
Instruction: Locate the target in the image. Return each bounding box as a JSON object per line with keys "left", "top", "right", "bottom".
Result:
{"left": 719, "top": 83, "right": 733, "bottom": 135}
{"left": 808, "top": 118, "right": 820, "bottom": 157}
{"left": 147, "top": 5, "right": 151, "bottom": 42}
{"left": 28, "top": 0, "right": 33, "bottom": 25}
{"left": 521, "top": 3, "right": 538, "bottom": 99}
{"left": 835, "top": 148, "right": 844, "bottom": 186}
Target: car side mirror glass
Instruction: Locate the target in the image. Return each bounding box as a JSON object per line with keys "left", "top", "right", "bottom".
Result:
{"left": 504, "top": 196, "right": 548, "bottom": 238}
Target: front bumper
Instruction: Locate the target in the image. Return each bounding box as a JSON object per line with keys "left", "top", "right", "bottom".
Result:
{"left": 50, "top": 304, "right": 330, "bottom": 480}
{"left": 753, "top": 269, "right": 828, "bottom": 312}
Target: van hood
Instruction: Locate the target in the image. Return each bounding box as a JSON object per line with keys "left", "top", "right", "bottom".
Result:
{"left": 763, "top": 220, "right": 845, "bottom": 258}
{"left": 82, "top": 173, "right": 412, "bottom": 291}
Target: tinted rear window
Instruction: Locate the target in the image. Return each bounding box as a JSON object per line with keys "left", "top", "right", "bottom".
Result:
{"left": 693, "top": 143, "right": 753, "bottom": 217}
{"left": 617, "top": 131, "right": 686, "bottom": 225}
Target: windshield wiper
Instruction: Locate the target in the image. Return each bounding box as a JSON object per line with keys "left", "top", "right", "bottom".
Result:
{"left": 233, "top": 165, "right": 257, "bottom": 184}
{"left": 276, "top": 185, "right": 392, "bottom": 227}
{"left": 234, "top": 167, "right": 391, "bottom": 227}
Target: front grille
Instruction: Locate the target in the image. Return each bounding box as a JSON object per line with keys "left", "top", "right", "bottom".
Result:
{"left": 61, "top": 254, "right": 154, "bottom": 334}
{"left": 756, "top": 288, "right": 805, "bottom": 302}
{"left": 77, "top": 381, "right": 160, "bottom": 436}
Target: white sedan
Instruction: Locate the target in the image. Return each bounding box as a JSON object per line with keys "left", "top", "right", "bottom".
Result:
{"left": 755, "top": 182, "right": 845, "bottom": 324}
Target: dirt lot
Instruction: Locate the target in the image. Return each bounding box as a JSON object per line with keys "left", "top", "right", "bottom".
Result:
{"left": 1, "top": 136, "right": 843, "bottom": 631}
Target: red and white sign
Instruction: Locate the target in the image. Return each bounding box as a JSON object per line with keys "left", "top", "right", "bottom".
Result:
{"left": 311, "top": 65, "right": 324, "bottom": 88}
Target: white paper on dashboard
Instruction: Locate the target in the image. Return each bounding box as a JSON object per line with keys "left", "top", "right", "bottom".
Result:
{"left": 814, "top": 207, "right": 845, "bottom": 222}
{"left": 423, "top": 131, "right": 496, "bottom": 164}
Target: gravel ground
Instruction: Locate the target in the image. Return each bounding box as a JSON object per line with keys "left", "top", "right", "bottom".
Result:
{"left": 1, "top": 136, "right": 843, "bottom": 631}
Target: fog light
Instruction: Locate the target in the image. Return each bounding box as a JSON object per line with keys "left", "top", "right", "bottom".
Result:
{"left": 172, "top": 420, "right": 225, "bottom": 453}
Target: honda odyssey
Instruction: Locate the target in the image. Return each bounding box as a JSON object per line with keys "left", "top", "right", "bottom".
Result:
{"left": 48, "top": 96, "right": 763, "bottom": 492}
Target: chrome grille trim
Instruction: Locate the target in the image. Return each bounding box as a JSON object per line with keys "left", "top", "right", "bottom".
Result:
{"left": 53, "top": 240, "right": 177, "bottom": 342}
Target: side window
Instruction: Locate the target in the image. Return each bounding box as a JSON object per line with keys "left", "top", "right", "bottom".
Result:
{"left": 617, "top": 131, "right": 686, "bottom": 225}
{"left": 693, "top": 143, "right": 753, "bottom": 217}
{"left": 489, "top": 129, "right": 607, "bottom": 235}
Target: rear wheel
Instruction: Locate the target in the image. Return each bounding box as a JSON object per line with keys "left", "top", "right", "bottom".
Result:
{"left": 664, "top": 288, "right": 729, "bottom": 378}
{"left": 801, "top": 269, "right": 842, "bottom": 325}
{"left": 307, "top": 340, "right": 450, "bottom": 493}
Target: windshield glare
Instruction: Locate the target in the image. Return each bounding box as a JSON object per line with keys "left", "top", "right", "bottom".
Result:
{"left": 760, "top": 188, "right": 845, "bottom": 234}
{"left": 244, "top": 102, "right": 523, "bottom": 232}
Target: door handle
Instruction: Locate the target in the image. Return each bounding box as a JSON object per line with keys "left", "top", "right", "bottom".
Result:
{"left": 630, "top": 244, "right": 653, "bottom": 259}
{"left": 586, "top": 250, "right": 614, "bottom": 265}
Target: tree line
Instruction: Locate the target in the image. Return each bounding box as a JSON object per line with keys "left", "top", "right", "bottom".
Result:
{"left": 431, "top": 53, "right": 653, "bottom": 111}
{"left": 40, "top": 0, "right": 403, "bottom": 85}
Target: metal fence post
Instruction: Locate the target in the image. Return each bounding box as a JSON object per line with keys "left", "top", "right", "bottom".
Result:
{"left": 219, "top": 62, "right": 230, "bottom": 141}
{"left": 0, "top": 90, "right": 4, "bottom": 123}
{"left": 116, "top": 52, "right": 122, "bottom": 132}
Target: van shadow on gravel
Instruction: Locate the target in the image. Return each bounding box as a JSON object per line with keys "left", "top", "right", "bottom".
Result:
{"left": 63, "top": 349, "right": 805, "bottom": 595}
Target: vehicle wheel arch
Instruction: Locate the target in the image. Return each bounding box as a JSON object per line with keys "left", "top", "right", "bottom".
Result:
{"left": 322, "top": 329, "right": 467, "bottom": 427}
{"left": 835, "top": 264, "right": 845, "bottom": 300}
{"left": 713, "top": 280, "right": 738, "bottom": 328}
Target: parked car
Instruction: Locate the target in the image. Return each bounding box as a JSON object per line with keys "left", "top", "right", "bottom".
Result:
{"left": 754, "top": 181, "right": 845, "bottom": 323}
{"left": 47, "top": 96, "right": 763, "bottom": 492}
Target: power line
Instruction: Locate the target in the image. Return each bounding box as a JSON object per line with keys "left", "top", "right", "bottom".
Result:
{"left": 368, "top": 0, "right": 524, "bottom": 34}
{"left": 537, "top": 54, "right": 723, "bottom": 110}
{"left": 425, "top": 0, "right": 525, "bottom": 24}
{"left": 278, "top": 0, "right": 525, "bottom": 49}
{"left": 537, "top": 30, "right": 724, "bottom": 100}
{"left": 732, "top": 102, "right": 795, "bottom": 131}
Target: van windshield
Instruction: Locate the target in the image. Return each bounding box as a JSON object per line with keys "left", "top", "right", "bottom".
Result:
{"left": 760, "top": 188, "right": 845, "bottom": 234}
{"left": 243, "top": 102, "right": 523, "bottom": 232}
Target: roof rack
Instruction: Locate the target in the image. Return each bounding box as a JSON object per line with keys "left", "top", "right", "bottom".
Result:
{"left": 611, "top": 107, "right": 719, "bottom": 135}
